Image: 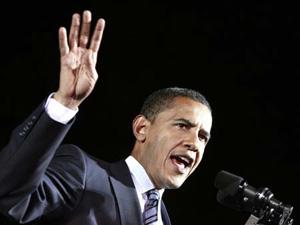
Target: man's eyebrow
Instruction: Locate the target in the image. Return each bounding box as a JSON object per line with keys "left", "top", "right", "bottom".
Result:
{"left": 174, "top": 118, "right": 197, "bottom": 127}
{"left": 175, "top": 118, "right": 211, "bottom": 140}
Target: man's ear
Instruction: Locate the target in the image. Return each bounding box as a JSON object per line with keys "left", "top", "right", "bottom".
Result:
{"left": 132, "top": 115, "right": 150, "bottom": 142}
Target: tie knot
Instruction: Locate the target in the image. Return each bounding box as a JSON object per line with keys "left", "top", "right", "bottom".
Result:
{"left": 146, "top": 189, "right": 159, "bottom": 200}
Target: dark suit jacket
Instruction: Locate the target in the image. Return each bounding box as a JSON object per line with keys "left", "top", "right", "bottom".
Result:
{"left": 0, "top": 101, "right": 171, "bottom": 225}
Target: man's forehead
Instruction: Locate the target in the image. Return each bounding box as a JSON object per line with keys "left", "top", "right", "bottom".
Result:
{"left": 170, "top": 96, "right": 209, "bottom": 109}
{"left": 160, "top": 99, "right": 212, "bottom": 122}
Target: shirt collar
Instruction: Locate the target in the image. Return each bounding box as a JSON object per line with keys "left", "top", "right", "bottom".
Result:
{"left": 125, "top": 155, "right": 164, "bottom": 196}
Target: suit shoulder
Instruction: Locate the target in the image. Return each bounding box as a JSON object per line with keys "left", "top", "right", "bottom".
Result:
{"left": 55, "top": 144, "right": 86, "bottom": 158}
{"left": 49, "top": 144, "right": 88, "bottom": 184}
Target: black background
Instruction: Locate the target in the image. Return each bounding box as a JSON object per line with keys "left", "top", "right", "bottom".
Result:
{"left": 0, "top": 1, "right": 299, "bottom": 224}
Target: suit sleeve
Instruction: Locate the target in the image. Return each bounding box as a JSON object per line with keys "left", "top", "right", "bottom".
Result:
{"left": 0, "top": 101, "right": 86, "bottom": 224}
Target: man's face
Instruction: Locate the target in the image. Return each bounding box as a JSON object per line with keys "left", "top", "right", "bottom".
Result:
{"left": 138, "top": 97, "right": 212, "bottom": 189}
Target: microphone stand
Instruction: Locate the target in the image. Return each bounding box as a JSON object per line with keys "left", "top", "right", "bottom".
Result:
{"left": 245, "top": 214, "right": 263, "bottom": 225}
{"left": 244, "top": 211, "right": 294, "bottom": 225}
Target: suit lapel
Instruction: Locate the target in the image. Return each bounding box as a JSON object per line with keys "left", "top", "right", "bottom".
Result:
{"left": 161, "top": 201, "right": 172, "bottom": 225}
{"left": 109, "top": 160, "right": 143, "bottom": 225}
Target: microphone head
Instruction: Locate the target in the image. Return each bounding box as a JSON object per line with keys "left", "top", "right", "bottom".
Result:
{"left": 215, "top": 170, "right": 244, "bottom": 190}
{"left": 214, "top": 170, "right": 245, "bottom": 210}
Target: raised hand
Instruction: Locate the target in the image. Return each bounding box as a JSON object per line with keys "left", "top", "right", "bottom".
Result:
{"left": 54, "top": 10, "right": 105, "bottom": 109}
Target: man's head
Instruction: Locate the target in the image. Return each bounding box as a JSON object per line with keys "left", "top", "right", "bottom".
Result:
{"left": 131, "top": 87, "right": 213, "bottom": 189}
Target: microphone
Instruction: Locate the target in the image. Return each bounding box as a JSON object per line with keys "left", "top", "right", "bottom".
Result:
{"left": 214, "top": 170, "right": 294, "bottom": 225}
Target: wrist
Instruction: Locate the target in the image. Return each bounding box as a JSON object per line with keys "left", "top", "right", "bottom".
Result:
{"left": 53, "top": 92, "right": 80, "bottom": 110}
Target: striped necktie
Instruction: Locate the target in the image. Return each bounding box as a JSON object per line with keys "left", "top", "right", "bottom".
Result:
{"left": 143, "top": 189, "right": 160, "bottom": 225}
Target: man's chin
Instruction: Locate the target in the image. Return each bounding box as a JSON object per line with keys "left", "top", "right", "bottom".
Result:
{"left": 165, "top": 178, "right": 186, "bottom": 189}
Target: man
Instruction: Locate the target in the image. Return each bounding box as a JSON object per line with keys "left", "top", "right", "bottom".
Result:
{"left": 0, "top": 10, "right": 212, "bottom": 225}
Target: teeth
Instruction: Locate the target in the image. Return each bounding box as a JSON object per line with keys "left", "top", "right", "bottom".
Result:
{"left": 178, "top": 156, "right": 189, "bottom": 164}
{"left": 175, "top": 155, "right": 192, "bottom": 167}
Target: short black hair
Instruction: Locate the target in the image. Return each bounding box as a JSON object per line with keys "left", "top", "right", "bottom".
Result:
{"left": 140, "top": 87, "right": 211, "bottom": 122}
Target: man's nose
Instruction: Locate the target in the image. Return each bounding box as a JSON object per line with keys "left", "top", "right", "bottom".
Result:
{"left": 183, "top": 133, "right": 199, "bottom": 152}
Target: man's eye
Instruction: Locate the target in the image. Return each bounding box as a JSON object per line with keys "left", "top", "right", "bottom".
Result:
{"left": 177, "top": 123, "right": 187, "bottom": 129}
{"left": 199, "top": 134, "right": 208, "bottom": 142}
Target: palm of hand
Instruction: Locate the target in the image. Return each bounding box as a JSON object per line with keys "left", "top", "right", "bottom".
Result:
{"left": 60, "top": 48, "right": 98, "bottom": 101}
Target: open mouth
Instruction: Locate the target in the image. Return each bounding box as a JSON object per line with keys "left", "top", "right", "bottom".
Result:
{"left": 170, "top": 155, "right": 193, "bottom": 170}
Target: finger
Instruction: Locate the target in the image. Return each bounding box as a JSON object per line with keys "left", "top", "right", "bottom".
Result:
{"left": 86, "top": 51, "right": 99, "bottom": 81}
{"left": 58, "top": 27, "right": 69, "bottom": 56}
{"left": 69, "top": 13, "right": 80, "bottom": 50}
{"left": 79, "top": 10, "right": 92, "bottom": 48}
{"left": 90, "top": 18, "right": 105, "bottom": 53}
